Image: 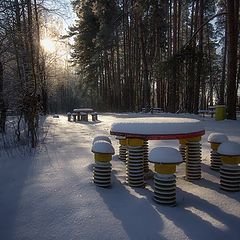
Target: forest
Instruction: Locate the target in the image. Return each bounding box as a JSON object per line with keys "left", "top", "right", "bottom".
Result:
{"left": 0, "top": 0, "right": 239, "bottom": 147}
{"left": 69, "top": 0, "right": 239, "bottom": 116}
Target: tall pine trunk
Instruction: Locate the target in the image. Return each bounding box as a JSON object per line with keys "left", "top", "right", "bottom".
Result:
{"left": 226, "top": 0, "right": 239, "bottom": 119}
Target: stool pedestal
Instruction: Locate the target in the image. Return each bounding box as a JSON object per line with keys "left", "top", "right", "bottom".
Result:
{"left": 186, "top": 137, "right": 202, "bottom": 181}
{"left": 93, "top": 161, "right": 112, "bottom": 187}
{"left": 220, "top": 156, "right": 240, "bottom": 192}
{"left": 93, "top": 151, "right": 113, "bottom": 188}
{"left": 179, "top": 139, "right": 187, "bottom": 162}
{"left": 126, "top": 138, "right": 144, "bottom": 187}
{"left": 119, "top": 139, "right": 127, "bottom": 162}
{"left": 143, "top": 140, "right": 149, "bottom": 173}
{"left": 210, "top": 151, "right": 222, "bottom": 171}
{"left": 154, "top": 167, "right": 176, "bottom": 206}
{"left": 210, "top": 142, "right": 222, "bottom": 171}
{"left": 208, "top": 133, "right": 228, "bottom": 171}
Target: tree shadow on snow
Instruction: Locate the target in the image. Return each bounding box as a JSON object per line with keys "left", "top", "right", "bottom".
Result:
{"left": 199, "top": 163, "right": 240, "bottom": 202}
{"left": 71, "top": 120, "right": 102, "bottom": 125}
{"left": 0, "top": 152, "right": 36, "bottom": 240}
{"left": 201, "top": 162, "right": 220, "bottom": 178}
{"left": 140, "top": 185, "right": 240, "bottom": 240}
{"left": 96, "top": 174, "right": 168, "bottom": 240}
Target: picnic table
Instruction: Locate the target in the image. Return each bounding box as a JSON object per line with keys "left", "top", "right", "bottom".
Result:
{"left": 73, "top": 108, "right": 94, "bottom": 121}
{"left": 141, "top": 107, "right": 163, "bottom": 114}
{"left": 110, "top": 117, "right": 205, "bottom": 187}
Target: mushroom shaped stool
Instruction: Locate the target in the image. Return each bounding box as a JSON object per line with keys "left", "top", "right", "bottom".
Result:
{"left": 91, "top": 140, "right": 115, "bottom": 187}
{"left": 149, "top": 147, "right": 183, "bottom": 206}
{"left": 217, "top": 141, "right": 240, "bottom": 192}
{"left": 91, "top": 112, "right": 98, "bottom": 121}
{"left": 208, "top": 133, "right": 228, "bottom": 171}
{"left": 93, "top": 135, "right": 112, "bottom": 145}
{"left": 116, "top": 136, "right": 127, "bottom": 163}
{"left": 67, "top": 112, "right": 72, "bottom": 121}
{"left": 72, "top": 112, "right": 77, "bottom": 122}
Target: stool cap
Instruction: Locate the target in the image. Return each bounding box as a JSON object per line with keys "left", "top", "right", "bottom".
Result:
{"left": 92, "top": 140, "right": 115, "bottom": 154}
{"left": 149, "top": 147, "right": 183, "bottom": 164}
{"left": 208, "top": 133, "right": 228, "bottom": 143}
{"left": 93, "top": 135, "right": 112, "bottom": 144}
{"left": 116, "top": 136, "right": 126, "bottom": 140}
{"left": 217, "top": 141, "right": 240, "bottom": 156}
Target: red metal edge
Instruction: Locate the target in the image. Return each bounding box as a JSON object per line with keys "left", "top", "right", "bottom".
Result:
{"left": 110, "top": 130, "right": 205, "bottom": 140}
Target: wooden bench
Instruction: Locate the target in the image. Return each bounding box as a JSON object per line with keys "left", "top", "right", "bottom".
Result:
{"left": 208, "top": 106, "right": 215, "bottom": 118}
{"left": 72, "top": 113, "right": 77, "bottom": 122}
{"left": 198, "top": 109, "right": 215, "bottom": 118}
{"left": 73, "top": 108, "right": 93, "bottom": 122}
{"left": 151, "top": 108, "right": 163, "bottom": 114}
{"left": 91, "top": 112, "right": 98, "bottom": 121}
{"left": 141, "top": 107, "right": 163, "bottom": 113}
{"left": 198, "top": 110, "right": 209, "bottom": 117}
{"left": 67, "top": 112, "right": 71, "bottom": 121}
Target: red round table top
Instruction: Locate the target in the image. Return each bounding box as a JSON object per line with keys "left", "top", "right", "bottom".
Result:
{"left": 110, "top": 117, "right": 205, "bottom": 140}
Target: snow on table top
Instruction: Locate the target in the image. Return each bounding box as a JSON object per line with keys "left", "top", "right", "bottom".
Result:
{"left": 149, "top": 147, "right": 183, "bottom": 164}
{"left": 111, "top": 117, "right": 204, "bottom": 137}
{"left": 207, "top": 132, "right": 228, "bottom": 143}
{"left": 73, "top": 108, "right": 93, "bottom": 112}
{"left": 217, "top": 141, "right": 240, "bottom": 156}
{"left": 91, "top": 140, "right": 115, "bottom": 154}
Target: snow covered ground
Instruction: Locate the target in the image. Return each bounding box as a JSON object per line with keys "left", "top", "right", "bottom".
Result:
{"left": 0, "top": 113, "right": 240, "bottom": 240}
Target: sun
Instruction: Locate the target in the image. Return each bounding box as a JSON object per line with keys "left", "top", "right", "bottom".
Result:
{"left": 41, "top": 38, "right": 56, "bottom": 53}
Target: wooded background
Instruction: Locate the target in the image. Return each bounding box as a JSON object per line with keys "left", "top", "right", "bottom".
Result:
{"left": 70, "top": 0, "right": 239, "bottom": 119}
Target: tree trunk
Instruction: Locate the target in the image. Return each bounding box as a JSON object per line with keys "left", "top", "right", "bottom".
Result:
{"left": 226, "top": 0, "right": 239, "bottom": 119}
{"left": 219, "top": 19, "right": 227, "bottom": 105}
{"left": 140, "top": 20, "right": 150, "bottom": 110}
{"left": 0, "top": 61, "right": 6, "bottom": 133}
{"left": 194, "top": 0, "right": 203, "bottom": 114}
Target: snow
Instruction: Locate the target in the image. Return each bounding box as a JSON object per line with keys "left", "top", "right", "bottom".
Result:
{"left": 217, "top": 141, "right": 240, "bottom": 156}
{"left": 91, "top": 140, "right": 115, "bottom": 154}
{"left": 92, "top": 135, "right": 112, "bottom": 144}
{"left": 115, "top": 136, "right": 126, "bottom": 140}
{"left": 73, "top": 108, "right": 93, "bottom": 112}
{"left": 0, "top": 113, "right": 240, "bottom": 240}
{"left": 149, "top": 147, "right": 183, "bottom": 164}
{"left": 207, "top": 133, "right": 228, "bottom": 143}
{"left": 111, "top": 117, "right": 204, "bottom": 135}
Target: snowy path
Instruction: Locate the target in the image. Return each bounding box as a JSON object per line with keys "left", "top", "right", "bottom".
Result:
{"left": 0, "top": 114, "right": 240, "bottom": 240}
